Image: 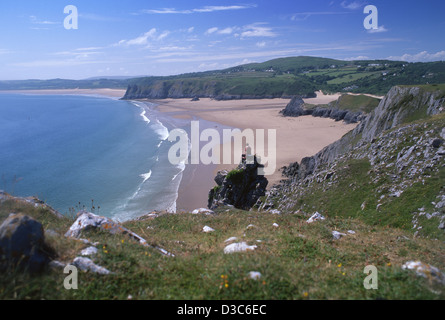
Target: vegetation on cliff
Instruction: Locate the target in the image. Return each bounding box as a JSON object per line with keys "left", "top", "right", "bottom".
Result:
{"left": 122, "top": 57, "right": 445, "bottom": 99}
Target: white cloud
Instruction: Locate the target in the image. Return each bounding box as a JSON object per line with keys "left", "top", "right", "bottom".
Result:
{"left": 386, "top": 51, "right": 445, "bottom": 62}
{"left": 290, "top": 11, "right": 351, "bottom": 21}
{"left": 116, "top": 28, "right": 170, "bottom": 46}
{"left": 157, "top": 31, "right": 170, "bottom": 41}
{"left": 142, "top": 4, "right": 256, "bottom": 14}
{"left": 342, "top": 55, "right": 370, "bottom": 61}
{"left": 219, "top": 27, "right": 234, "bottom": 35}
{"left": 256, "top": 41, "right": 266, "bottom": 48}
{"left": 29, "top": 15, "right": 59, "bottom": 25}
{"left": 205, "top": 27, "right": 219, "bottom": 35}
{"left": 367, "top": 25, "right": 388, "bottom": 33}
{"left": 205, "top": 27, "right": 235, "bottom": 35}
{"left": 240, "top": 23, "right": 277, "bottom": 38}
{"left": 75, "top": 47, "right": 104, "bottom": 52}
{"left": 341, "top": 1, "right": 366, "bottom": 10}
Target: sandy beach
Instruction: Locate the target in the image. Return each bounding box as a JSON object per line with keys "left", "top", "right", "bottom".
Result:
{"left": 149, "top": 95, "right": 358, "bottom": 211}
{"left": 5, "top": 88, "right": 356, "bottom": 212}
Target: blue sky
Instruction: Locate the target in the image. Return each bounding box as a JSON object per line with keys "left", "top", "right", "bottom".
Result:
{"left": 0, "top": 0, "right": 444, "bottom": 80}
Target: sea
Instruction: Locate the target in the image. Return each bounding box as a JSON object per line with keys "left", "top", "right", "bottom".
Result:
{"left": 0, "top": 93, "right": 189, "bottom": 221}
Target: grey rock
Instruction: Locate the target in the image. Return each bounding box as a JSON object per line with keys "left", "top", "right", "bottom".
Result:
{"left": 248, "top": 271, "right": 262, "bottom": 280}
{"left": 332, "top": 230, "right": 347, "bottom": 240}
{"left": 0, "top": 214, "right": 55, "bottom": 273}
{"left": 66, "top": 211, "right": 174, "bottom": 257}
{"left": 306, "top": 212, "right": 326, "bottom": 223}
{"left": 402, "top": 261, "right": 445, "bottom": 285}
{"left": 49, "top": 260, "right": 66, "bottom": 269}
{"left": 279, "top": 96, "right": 310, "bottom": 117}
{"left": 208, "top": 155, "right": 268, "bottom": 210}
{"left": 202, "top": 226, "right": 215, "bottom": 233}
{"left": 80, "top": 246, "right": 98, "bottom": 256}
{"left": 192, "top": 208, "right": 215, "bottom": 215}
{"left": 66, "top": 211, "right": 147, "bottom": 244}
{"left": 73, "top": 257, "right": 112, "bottom": 275}
{"left": 281, "top": 162, "right": 300, "bottom": 177}
{"left": 223, "top": 242, "right": 257, "bottom": 254}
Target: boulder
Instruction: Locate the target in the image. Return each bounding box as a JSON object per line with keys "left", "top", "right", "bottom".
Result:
{"left": 332, "top": 230, "right": 347, "bottom": 240}
{"left": 192, "top": 208, "right": 215, "bottom": 215}
{"left": 80, "top": 246, "right": 98, "bottom": 256}
{"left": 402, "top": 261, "right": 445, "bottom": 285}
{"left": 208, "top": 155, "right": 268, "bottom": 210}
{"left": 431, "top": 138, "right": 443, "bottom": 148}
{"left": 73, "top": 257, "right": 112, "bottom": 275}
{"left": 306, "top": 212, "right": 326, "bottom": 223}
{"left": 65, "top": 211, "right": 147, "bottom": 244}
{"left": 65, "top": 211, "right": 174, "bottom": 257}
{"left": 0, "top": 214, "right": 55, "bottom": 273}
{"left": 202, "top": 226, "right": 215, "bottom": 233}
{"left": 279, "top": 96, "right": 311, "bottom": 117}
{"left": 223, "top": 242, "right": 257, "bottom": 254}
{"left": 248, "top": 271, "right": 262, "bottom": 280}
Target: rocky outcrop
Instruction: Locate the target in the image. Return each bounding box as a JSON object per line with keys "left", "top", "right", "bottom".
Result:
{"left": 279, "top": 96, "right": 309, "bottom": 116}
{"left": 0, "top": 214, "right": 55, "bottom": 273}
{"left": 208, "top": 156, "right": 268, "bottom": 210}
{"left": 0, "top": 191, "right": 63, "bottom": 218}
{"left": 358, "top": 86, "right": 445, "bottom": 141}
{"left": 402, "top": 261, "right": 445, "bottom": 285}
{"left": 65, "top": 211, "right": 174, "bottom": 257}
{"left": 312, "top": 106, "right": 364, "bottom": 123}
{"left": 279, "top": 95, "right": 366, "bottom": 124}
{"left": 286, "top": 86, "right": 445, "bottom": 180}
{"left": 260, "top": 86, "right": 445, "bottom": 234}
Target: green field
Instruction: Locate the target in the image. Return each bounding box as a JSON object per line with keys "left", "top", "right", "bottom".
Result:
{"left": 4, "top": 56, "right": 445, "bottom": 97}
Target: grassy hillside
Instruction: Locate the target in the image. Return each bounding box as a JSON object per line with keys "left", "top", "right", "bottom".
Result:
{"left": 2, "top": 57, "right": 445, "bottom": 98}
{"left": 124, "top": 57, "right": 445, "bottom": 99}
{"left": 0, "top": 198, "right": 443, "bottom": 300}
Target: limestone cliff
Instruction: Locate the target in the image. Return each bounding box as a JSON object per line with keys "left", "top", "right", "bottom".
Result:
{"left": 290, "top": 85, "right": 445, "bottom": 179}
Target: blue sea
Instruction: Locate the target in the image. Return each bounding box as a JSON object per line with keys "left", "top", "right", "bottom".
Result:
{"left": 0, "top": 93, "right": 186, "bottom": 221}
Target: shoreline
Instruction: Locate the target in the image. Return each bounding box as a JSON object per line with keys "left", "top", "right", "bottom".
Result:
{"left": 5, "top": 88, "right": 357, "bottom": 213}
{"left": 146, "top": 96, "right": 358, "bottom": 211}
{"left": 140, "top": 100, "right": 236, "bottom": 212}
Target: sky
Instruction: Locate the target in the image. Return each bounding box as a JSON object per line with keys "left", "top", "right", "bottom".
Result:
{"left": 0, "top": 0, "right": 444, "bottom": 80}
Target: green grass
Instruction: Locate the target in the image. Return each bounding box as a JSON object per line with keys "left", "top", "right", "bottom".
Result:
{"left": 226, "top": 169, "right": 245, "bottom": 183}
{"left": 334, "top": 94, "right": 381, "bottom": 113}
{"left": 327, "top": 71, "right": 381, "bottom": 85}
{"left": 1, "top": 198, "right": 444, "bottom": 300}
